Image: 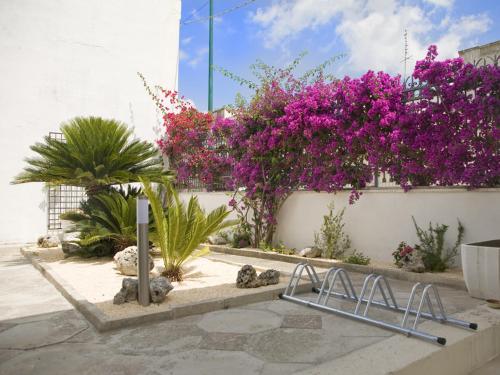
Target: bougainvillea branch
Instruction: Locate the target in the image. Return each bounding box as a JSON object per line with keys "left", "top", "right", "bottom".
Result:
{"left": 142, "top": 46, "right": 500, "bottom": 247}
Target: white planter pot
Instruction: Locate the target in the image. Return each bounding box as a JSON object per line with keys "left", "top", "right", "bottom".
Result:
{"left": 461, "top": 240, "right": 500, "bottom": 300}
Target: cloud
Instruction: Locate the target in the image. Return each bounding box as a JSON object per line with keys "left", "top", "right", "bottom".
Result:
{"left": 434, "top": 14, "right": 491, "bottom": 57}
{"left": 181, "top": 36, "right": 193, "bottom": 45}
{"left": 250, "top": 0, "right": 491, "bottom": 75}
{"left": 179, "top": 49, "right": 189, "bottom": 61}
{"left": 251, "top": 0, "right": 355, "bottom": 48}
{"left": 424, "top": 0, "right": 454, "bottom": 8}
{"left": 187, "top": 47, "right": 209, "bottom": 68}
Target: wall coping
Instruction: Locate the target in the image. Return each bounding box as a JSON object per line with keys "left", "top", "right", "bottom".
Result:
{"left": 180, "top": 187, "right": 500, "bottom": 195}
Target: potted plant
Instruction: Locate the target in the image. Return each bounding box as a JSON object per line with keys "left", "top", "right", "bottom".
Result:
{"left": 461, "top": 240, "right": 500, "bottom": 300}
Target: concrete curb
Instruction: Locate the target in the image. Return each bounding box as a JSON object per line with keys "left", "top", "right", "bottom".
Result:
{"left": 207, "top": 244, "right": 467, "bottom": 290}
{"left": 20, "top": 247, "right": 313, "bottom": 332}
{"left": 297, "top": 304, "right": 500, "bottom": 375}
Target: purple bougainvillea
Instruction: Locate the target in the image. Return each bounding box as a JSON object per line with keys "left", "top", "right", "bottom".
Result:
{"left": 390, "top": 46, "right": 500, "bottom": 189}
{"left": 156, "top": 45, "right": 500, "bottom": 246}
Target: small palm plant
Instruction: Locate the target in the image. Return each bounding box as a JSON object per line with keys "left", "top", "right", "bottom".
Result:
{"left": 141, "top": 177, "right": 236, "bottom": 281}
{"left": 61, "top": 188, "right": 140, "bottom": 254}
{"left": 12, "top": 117, "right": 167, "bottom": 195}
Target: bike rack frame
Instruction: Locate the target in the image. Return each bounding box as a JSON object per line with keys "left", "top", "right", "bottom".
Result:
{"left": 279, "top": 263, "right": 478, "bottom": 345}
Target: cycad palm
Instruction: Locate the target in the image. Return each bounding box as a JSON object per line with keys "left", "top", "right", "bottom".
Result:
{"left": 141, "top": 177, "right": 236, "bottom": 281}
{"left": 61, "top": 189, "right": 138, "bottom": 253}
{"left": 13, "top": 116, "right": 167, "bottom": 194}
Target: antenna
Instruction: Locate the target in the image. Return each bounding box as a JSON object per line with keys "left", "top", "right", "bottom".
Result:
{"left": 400, "top": 29, "right": 412, "bottom": 83}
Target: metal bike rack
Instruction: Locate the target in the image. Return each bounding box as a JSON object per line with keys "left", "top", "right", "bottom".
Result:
{"left": 279, "top": 263, "right": 478, "bottom": 345}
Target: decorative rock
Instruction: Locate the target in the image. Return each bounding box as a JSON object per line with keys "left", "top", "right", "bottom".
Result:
{"left": 61, "top": 242, "right": 82, "bottom": 255}
{"left": 113, "top": 278, "right": 138, "bottom": 305}
{"left": 62, "top": 231, "right": 80, "bottom": 243}
{"left": 236, "top": 266, "right": 280, "bottom": 288}
{"left": 207, "top": 232, "right": 229, "bottom": 245}
{"left": 37, "top": 235, "right": 60, "bottom": 248}
{"left": 150, "top": 276, "right": 174, "bottom": 303}
{"left": 298, "top": 247, "right": 321, "bottom": 258}
{"left": 236, "top": 265, "right": 260, "bottom": 288}
{"left": 149, "top": 247, "right": 161, "bottom": 256}
{"left": 113, "top": 246, "right": 154, "bottom": 276}
{"left": 402, "top": 252, "right": 426, "bottom": 273}
{"left": 207, "top": 231, "right": 233, "bottom": 245}
{"left": 257, "top": 269, "right": 280, "bottom": 286}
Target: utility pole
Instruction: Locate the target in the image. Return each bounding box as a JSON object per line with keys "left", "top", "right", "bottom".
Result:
{"left": 208, "top": 0, "right": 214, "bottom": 112}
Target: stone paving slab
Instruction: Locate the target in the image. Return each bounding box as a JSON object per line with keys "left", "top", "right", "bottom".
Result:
{"left": 281, "top": 314, "right": 323, "bottom": 329}
{"left": 0, "top": 245, "right": 72, "bottom": 321}
{"left": 2, "top": 244, "right": 499, "bottom": 375}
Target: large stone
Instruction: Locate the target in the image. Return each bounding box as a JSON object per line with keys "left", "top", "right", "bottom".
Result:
{"left": 207, "top": 232, "right": 229, "bottom": 245}
{"left": 113, "top": 278, "right": 138, "bottom": 305}
{"left": 298, "top": 247, "right": 321, "bottom": 258}
{"left": 61, "top": 242, "right": 82, "bottom": 256}
{"left": 150, "top": 276, "right": 174, "bottom": 303}
{"left": 62, "top": 231, "right": 80, "bottom": 242}
{"left": 257, "top": 269, "right": 280, "bottom": 286}
{"left": 113, "top": 246, "right": 154, "bottom": 276}
{"left": 236, "top": 265, "right": 260, "bottom": 288}
{"left": 37, "top": 235, "right": 59, "bottom": 248}
{"left": 236, "top": 266, "right": 280, "bottom": 288}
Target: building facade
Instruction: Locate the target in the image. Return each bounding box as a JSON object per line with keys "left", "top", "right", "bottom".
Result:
{"left": 0, "top": 0, "right": 181, "bottom": 243}
{"left": 459, "top": 40, "right": 500, "bottom": 65}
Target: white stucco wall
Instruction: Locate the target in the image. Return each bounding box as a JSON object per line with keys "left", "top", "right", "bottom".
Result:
{"left": 0, "top": 0, "right": 181, "bottom": 243}
{"left": 180, "top": 188, "right": 500, "bottom": 263}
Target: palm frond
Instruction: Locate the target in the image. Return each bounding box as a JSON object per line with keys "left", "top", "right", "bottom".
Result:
{"left": 141, "top": 178, "right": 236, "bottom": 280}
{"left": 12, "top": 116, "right": 171, "bottom": 191}
{"left": 62, "top": 188, "right": 139, "bottom": 253}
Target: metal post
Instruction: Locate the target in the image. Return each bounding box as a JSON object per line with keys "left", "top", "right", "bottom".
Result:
{"left": 208, "top": 0, "right": 214, "bottom": 112}
{"left": 279, "top": 293, "right": 447, "bottom": 345}
{"left": 137, "top": 195, "right": 150, "bottom": 306}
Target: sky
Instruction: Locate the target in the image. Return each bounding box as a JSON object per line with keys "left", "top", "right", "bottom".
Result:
{"left": 178, "top": 0, "right": 499, "bottom": 111}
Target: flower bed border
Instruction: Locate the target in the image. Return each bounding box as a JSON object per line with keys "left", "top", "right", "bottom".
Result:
{"left": 206, "top": 244, "right": 466, "bottom": 290}
{"left": 20, "top": 247, "right": 315, "bottom": 332}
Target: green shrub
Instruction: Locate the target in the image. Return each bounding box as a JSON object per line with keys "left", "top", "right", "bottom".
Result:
{"left": 141, "top": 177, "right": 237, "bottom": 281}
{"left": 412, "top": 216, "right": 464, "bottom": 272}
{"left": 230, "top": 220, "right": 252, "bottom": 248}
{"left": 61, "top": 187, "right": 141, "bottom": 255}
{"left": 343, "top": 250, "right": 370, "bottom": 265}
{"left": 314, "top": 202, "right": 351, "bottom": 259}
{"left": 259, "top": 241, "right": 296, "bottom": 255}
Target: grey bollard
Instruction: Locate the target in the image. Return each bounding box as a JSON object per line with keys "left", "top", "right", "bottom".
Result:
{"left": 137, "top": 195, "right": 150, "bottom": 306}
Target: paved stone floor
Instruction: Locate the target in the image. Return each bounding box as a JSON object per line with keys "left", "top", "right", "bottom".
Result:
{"left": 0, "top": 245, "right": 494, "bottom": 375}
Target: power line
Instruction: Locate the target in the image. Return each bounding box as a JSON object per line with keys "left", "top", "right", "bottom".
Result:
{"left": 182, "top": 1, "right": 209, "bottom": 25}
{"left": 181, "top": 0, "right": 257, "bottom": 25}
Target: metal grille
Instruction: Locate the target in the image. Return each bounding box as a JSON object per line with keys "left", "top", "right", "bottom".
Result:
{"left": 401, "top": 54, "right": 499, "bottom": 103}
{"left": 175, "top": 134, "right": 232, "bottom": 192}
{"left": 47, "top": 132, "right": 86, "bottom": 230}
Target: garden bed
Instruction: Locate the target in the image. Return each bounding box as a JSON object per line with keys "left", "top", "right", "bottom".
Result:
{"left": 20, "top": 246, "right": 318, "bottom": 331}
{"left": 206, "top": 244, "right": 466, "bottom": 290}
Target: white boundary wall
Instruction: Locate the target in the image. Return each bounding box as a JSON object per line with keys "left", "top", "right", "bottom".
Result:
{"left": 180, "top": 188, "right": 500, "bottom": 263}
{"left": 0, "top": 0, "right": 181, "bottom": 243}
